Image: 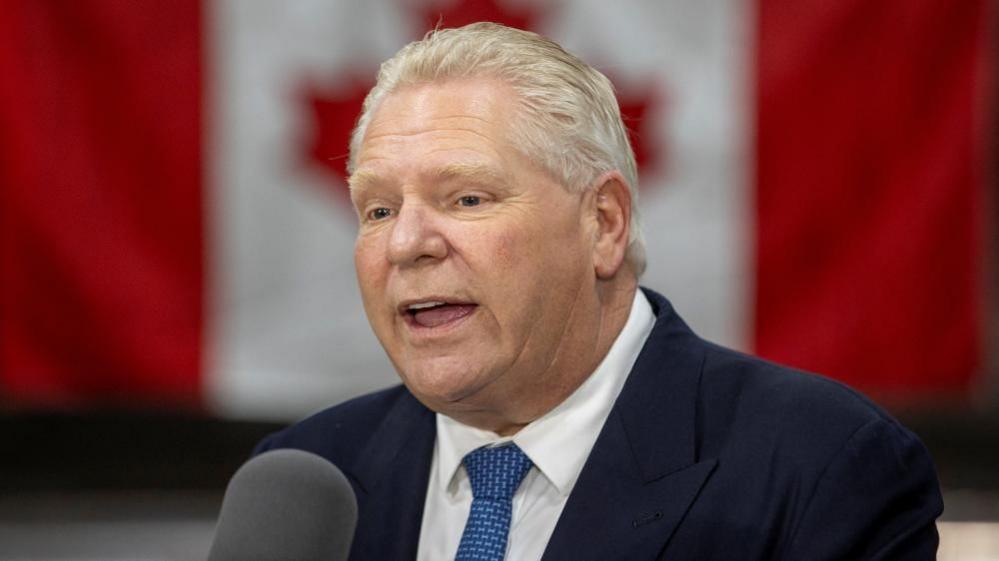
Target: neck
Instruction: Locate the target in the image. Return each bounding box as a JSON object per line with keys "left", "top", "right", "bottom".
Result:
{"left": 473, "top": 278, "right": 639, "bottom": 436}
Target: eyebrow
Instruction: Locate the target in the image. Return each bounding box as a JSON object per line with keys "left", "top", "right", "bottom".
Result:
{"left": 435, "top": 162, "right": 509, "bottom": 187}
{"left": 348, "top": 163, "right": 510, "bottom": 195}
{"left": 347, "top": 169, "right": 381, "bottom": 195}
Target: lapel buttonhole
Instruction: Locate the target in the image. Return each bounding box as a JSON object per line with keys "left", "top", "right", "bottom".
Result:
{"left": 632, "top": 510, "right": 664, "bottom": 528}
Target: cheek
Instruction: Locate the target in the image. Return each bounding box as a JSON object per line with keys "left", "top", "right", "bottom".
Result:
{"left": 491, "top": 230, "right": 517, "bottom": 264}
{"left": 354, "top": 238, "right": 384, "bottom": 283}
{"left": 354, "top": 239, "right": 390, "bottom": 326}
{"left": 468, "top": 222, "right": 570, "bottom": 287}
{"left": 452, "top": 226, "right": 517, "bottom": 274}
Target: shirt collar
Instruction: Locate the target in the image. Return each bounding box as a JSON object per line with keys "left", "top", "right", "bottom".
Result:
{"left": 435, "top": 289, "right": 656, "bottom": 497}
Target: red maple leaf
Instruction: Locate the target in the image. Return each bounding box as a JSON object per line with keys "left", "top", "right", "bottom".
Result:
{"left": 302, "top": 73, "right": 374, "bottom": 201}
{"left": 616, "top": 81, "right": 666, "bottom": 187}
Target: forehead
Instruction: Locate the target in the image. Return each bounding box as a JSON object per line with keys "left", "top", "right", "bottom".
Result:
{"left": 352, "top": 78, "right": 522, "bottom": 180}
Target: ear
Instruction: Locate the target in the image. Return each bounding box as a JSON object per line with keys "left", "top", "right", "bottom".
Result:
{"left": 589, "top": 171, "right": 632, "bottom": 280}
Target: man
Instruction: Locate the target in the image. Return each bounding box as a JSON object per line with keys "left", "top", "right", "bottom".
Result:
{"left": 256, "top": 22, "right": 942, "bottom": 560}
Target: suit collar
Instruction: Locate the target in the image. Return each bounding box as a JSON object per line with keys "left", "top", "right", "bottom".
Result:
{"left": 541, "top": 287, "right": 717, "bottom": 560}
{"left": 349, "top": 390, "right": 435, "bottom": 561}
{"left": 620, "top": 287, "right": 708, "bottom": 480}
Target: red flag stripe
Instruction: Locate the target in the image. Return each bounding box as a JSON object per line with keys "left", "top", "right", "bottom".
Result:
{"left": 754, "top": 0, "right": 990, "bottom": 399}
{"left": 0, "top": 1, "right": 204, "bottom": 408}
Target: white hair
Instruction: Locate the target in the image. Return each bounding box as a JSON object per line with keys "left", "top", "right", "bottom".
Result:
{"left": 348, "top": 22, "right": 646, "bottom": 275}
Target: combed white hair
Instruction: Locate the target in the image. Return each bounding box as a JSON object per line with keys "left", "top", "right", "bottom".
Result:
{"left": 348, "top": 22, "right": 646, "bottom": 275}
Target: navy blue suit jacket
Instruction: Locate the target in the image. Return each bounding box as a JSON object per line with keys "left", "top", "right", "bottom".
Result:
{"left": 256, "top": 289, "right": 943, "bottom": 560}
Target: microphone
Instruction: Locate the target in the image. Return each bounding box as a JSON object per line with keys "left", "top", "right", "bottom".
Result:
{"left": 208, "top": 449, "right": 358, "bottom": 561}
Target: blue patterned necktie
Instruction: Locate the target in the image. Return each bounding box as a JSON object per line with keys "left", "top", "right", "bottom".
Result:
{"left": 454, "top": 443, "right": 533, "bottom": 561}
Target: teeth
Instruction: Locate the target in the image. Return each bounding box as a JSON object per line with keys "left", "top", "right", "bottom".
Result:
{"left": 408, "top": 301, "right": 446, "bottom": 311}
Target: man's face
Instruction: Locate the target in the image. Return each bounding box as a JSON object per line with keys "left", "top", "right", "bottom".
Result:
{"left": 350, "top": 78, "right": 601, "bottom": 427}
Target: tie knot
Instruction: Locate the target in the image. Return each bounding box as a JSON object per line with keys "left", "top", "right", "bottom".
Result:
{"left": 463, "top": 444, "right": 533, "bottom": 500}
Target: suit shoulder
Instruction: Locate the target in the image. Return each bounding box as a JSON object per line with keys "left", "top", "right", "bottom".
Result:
{"left": 254, "top": 385, "right": 412, "bottom": 461}
{"left": 644, "top": 289, "right": 894, "bottom": 437}
{"left": 696, "top": 341, "right": 916, "bottom": 460}
{"left": 690, "top": 342, "right": 942, "bottom": 558}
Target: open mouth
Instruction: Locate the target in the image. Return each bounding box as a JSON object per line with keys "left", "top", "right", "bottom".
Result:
{"left": 402, "top": 300, "right": 478, "bottom": 329}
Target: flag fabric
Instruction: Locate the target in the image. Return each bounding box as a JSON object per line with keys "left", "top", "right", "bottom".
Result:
{"left": 0, "top": 0, "right": 991, "bottom": 419}
{"left": 755, "top": 0, "right": 991, "bottom": 401}
{"left": 0, "top": 1, "right": 204, "bottom": 408}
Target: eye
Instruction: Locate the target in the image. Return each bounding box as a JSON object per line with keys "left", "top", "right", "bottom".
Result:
{"left": 367, "top": 207, "right": 393, "bottom": 221}
{"left": 457, "top": 195, "right": 481, "bottom": 207}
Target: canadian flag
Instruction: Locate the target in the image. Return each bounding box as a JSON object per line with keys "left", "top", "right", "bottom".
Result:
{"left": 0, "top": 0, "right": 991, "bottom": 419}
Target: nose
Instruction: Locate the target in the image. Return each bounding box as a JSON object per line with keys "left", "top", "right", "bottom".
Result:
{"left": 386, "top": 202, "right": 448, "bottom": 266}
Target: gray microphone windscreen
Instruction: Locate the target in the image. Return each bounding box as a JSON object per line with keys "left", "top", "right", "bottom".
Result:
{"left": 208, "top": 449, "right": 358, "bottom": 561}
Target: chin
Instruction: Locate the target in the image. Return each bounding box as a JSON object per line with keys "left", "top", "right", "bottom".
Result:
{"left": 402, "top": 363, "right": 494, "bottom": 409}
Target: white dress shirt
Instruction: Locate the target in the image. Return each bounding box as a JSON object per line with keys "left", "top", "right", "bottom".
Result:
{"left": 416, "top": 290, "right": 656, "bottom": 561}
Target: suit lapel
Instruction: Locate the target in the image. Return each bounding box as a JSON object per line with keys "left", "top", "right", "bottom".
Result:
{"left": 541, "top": 289, "right": 717, "bottom": 561}
{"left": 348, "top": 391, "right": 436, "bottom": 561}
